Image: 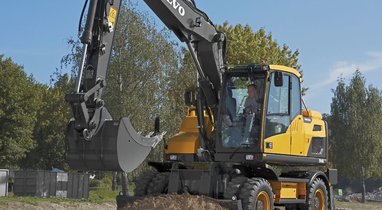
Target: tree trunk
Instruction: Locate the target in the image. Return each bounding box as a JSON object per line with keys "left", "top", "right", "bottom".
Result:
{"left": 112, "top": 172, "right": 118, "bottom": 191}
{"left": 361, "top": 178, "right": 366, "bottom": 203}
{"left": 121, "top": 172, "right": 128, "bottom": 196}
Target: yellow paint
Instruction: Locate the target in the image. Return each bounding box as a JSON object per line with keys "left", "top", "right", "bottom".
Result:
{"left": 302, "top": 110, "right": 322, "bottom": 119}
{"left": 257, "top": 191, "right": 271, "bottom": 210}
{"left": 108, "top": 6, "right": 117, "bottom": 28}
{"left": 302, "top": 110, "right": 327, "bottom": 156}
{"left": 264, "top": 109, "right": 327, "bottom": 157}
{"left": 263, "top": 132, "right": 290, "bottom": 155}
{"left": 165, "top": 107, "right": 213, "bottom": 155}
{"left": 270, "top": 181, "right": 306, "bottom": 203}
{"left": 165, "top": 132, "right": 199, "bottom": 154}
{"left": 269, "top": 65, "right": 301, "bottom": 78}
{"left": 290, "top": 115, "right": 305, "bottom": 156}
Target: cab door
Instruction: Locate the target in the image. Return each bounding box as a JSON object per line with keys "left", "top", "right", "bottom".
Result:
{"left": 264, "top": 72, "right": 291, "bottom": 155}
{"left": 289, "top": 75, "right": 305, "bottom": 156}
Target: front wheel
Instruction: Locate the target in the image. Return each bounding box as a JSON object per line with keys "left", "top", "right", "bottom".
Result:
{"left": 299, "top": 178, "right": 328, "bottom": 210}
{"left": 239, "top": 178, "right": 274, "bottom": 210}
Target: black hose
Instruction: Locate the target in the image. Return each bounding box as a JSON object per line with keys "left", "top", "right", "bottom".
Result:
{"left": 78, "top": 0, "right": 89, "bottom": 34}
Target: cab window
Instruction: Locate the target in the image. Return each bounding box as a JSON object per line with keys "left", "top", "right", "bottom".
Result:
{"left": 265, "top": 73, "right": 290, "bottom": 138}
{"left": 290, "top": 75, "right": 301, "bottom": 120}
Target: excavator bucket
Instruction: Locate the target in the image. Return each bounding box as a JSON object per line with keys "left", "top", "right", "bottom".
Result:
{"left": 66, "top": 117, "right": 163, "bottom": 172}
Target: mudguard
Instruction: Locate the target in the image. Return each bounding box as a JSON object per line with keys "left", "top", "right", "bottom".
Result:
{"left": 66, "top": 117, "right": 164, "bottom": 172}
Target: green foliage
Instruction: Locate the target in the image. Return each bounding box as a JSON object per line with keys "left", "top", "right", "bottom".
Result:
{"left": 61, "top": 3, "right": 187, "bottom": 176}
{"left": 330, "top": 70, "right": 382, "bottom": 180}
{"left": 216, "top": 22, "right": 300, "bottom": 69}
{"left": 0, "top": 55, "right": 39, "bottom": 168}
{"left": 21, "top": 71, "right": 73, "bottom": 170}
{"left": 105, "top": 3, "right": 187, "bottom": 175}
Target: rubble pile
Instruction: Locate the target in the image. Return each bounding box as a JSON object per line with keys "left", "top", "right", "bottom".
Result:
{"left": 340, "top": 187, "right": 382, "bottom": 202}
{"left": 122, "top": 194, "right": 229, "bottom": 210}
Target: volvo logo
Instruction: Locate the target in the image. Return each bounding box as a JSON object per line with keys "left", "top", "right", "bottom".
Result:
{"left": 166, "top": 0, "right": 185, "bottom": 16}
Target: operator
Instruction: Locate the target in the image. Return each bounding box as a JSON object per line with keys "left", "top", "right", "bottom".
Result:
{"left": 242, "top": 84, "right": 259, "bottom": 144}
{"left": 244, "top": 84, "right": 258, "bottom": 114}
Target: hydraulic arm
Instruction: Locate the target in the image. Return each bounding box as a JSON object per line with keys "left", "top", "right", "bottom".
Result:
{"left": 145, "top": 0, "right": 226, "bottom": 110}
{"left": 65, "top": 0, "right": 164, "bottom": 172}
{"left": 144, "top": 0, "right": 227, "bottom": 151}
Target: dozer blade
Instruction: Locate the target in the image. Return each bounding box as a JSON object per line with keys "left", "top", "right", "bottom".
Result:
{"left": 66, "top": 117, "right": 164, "bottom": 172}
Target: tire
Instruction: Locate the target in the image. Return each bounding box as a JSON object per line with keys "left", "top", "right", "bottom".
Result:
{"left": 134, "top": 170, "right": 157, "bottom": 196}
{"left": 146, "top": 172, "right": 170, "bottom": 195}
{"left": 239, "top": 178, "right": 274, "bottom": 210}
{"left": 224, "top": 176, "right": 248, "bottom": 200}
{"left": 299, "top": 178, "right": 328, "bottom": 210}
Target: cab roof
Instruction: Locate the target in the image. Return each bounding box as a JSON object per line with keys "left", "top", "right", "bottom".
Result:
{"left": 228, "top": 64, "right": 301, "bottom": 78}
{"left": 269, "top": 65, "right": 301, "bottom": 78}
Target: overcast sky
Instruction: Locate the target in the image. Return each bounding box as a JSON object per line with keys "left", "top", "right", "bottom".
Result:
{"left": 1, "top": 0, "right": 381, "bottom": 114}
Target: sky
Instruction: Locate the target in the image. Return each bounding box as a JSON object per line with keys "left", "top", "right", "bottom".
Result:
{"left": 1, "top": 0, "right": 381, "bottom": 114}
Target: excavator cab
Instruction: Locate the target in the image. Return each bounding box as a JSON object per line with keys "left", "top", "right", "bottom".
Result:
{"left": 214, "top": 64, "right": 328, "bottom": 165}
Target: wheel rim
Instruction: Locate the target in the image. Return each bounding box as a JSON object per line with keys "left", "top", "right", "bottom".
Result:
{"left": 255, "top": 191, "right": 270, "bottom": 210}
{"left": 313, "top": 188, "right": 325, "bottom": 210}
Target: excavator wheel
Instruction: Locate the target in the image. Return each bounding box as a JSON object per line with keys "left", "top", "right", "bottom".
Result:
{"left": 134, "top": 170, "right": 158, "bottom": 196}
{"left": 239, "top": 178, "right": 274, "bottom": 210}
{"left": 223, "top": 176, "right": 248, "bottom": 200}
{"left": 146, "top": 172, "right": 170, "bottom": 195}
{"left": 299, "top": 178, "right": 328, "bottom": 210}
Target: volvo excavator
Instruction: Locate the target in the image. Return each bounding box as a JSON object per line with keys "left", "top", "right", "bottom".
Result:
{"left": 65, "top": 0, "right": 337, "bottom": 209}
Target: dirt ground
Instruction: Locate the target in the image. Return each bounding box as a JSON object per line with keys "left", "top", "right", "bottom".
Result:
{"left": 1, "top": 195, "right": 382, "bottom": 210}
{"left": 122, "top": 194, "right": 229, "bottom": 210}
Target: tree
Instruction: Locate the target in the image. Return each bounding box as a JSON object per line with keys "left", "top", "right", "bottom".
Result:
{"left": 216, "top": 22, "right": 300, "bottom": 69}
{"left": 62, "top": 3, "right": 184, "bottom": 177}
{"left": 172, "top": 22, "right": 302, "bottom": 102}
{"left": 0, "top": 55, "right": 39, "bottom": 168}
{"left": 330, "top": 70, "right": 382, "bottom": 202}
{"left": 21, "top": 72, "right": 72, "bottom": 170}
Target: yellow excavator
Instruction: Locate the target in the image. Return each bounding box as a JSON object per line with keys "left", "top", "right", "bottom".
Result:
{"left": 65, "top": 0, "right": 337, "bottom": 209}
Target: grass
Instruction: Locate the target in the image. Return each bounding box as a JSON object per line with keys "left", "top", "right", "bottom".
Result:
{"left": 0, "top": 174, "right": 136, "bottom": 207}
{"left": 0, "top": 193, "right": 80, "bottom": 206}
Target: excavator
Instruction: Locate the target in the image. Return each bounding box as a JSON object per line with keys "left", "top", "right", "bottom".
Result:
{"left": 65, "top": 0, "right": 337, "bottom": 209}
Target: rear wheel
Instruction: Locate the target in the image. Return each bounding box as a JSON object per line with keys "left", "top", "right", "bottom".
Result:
{"left": 133, "top": 170, "right": 157, "bottom": 196}
{"left": 299, "top": 178, "right": 328, "bottom": 210}
{"left": 239, "top": 178, "right": 274, "bottom": 210}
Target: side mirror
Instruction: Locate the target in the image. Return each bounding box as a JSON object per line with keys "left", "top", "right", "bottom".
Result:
{"left": 184, "top": 90, "right": 195, "bottom": 106}
{"left": 274, "top": 71, "right": 283, "bottom": 87}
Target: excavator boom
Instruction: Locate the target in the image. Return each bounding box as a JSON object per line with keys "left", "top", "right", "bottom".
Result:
{"left": 144, "top": 0, "right": 226, "bottom": 109}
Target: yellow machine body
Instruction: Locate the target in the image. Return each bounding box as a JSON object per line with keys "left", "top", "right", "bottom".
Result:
{"left": 166, "top": 65, "right": 328, "bottom": 163}
{"left": 165, "top": 108, "right": 213, "bottom": 155}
